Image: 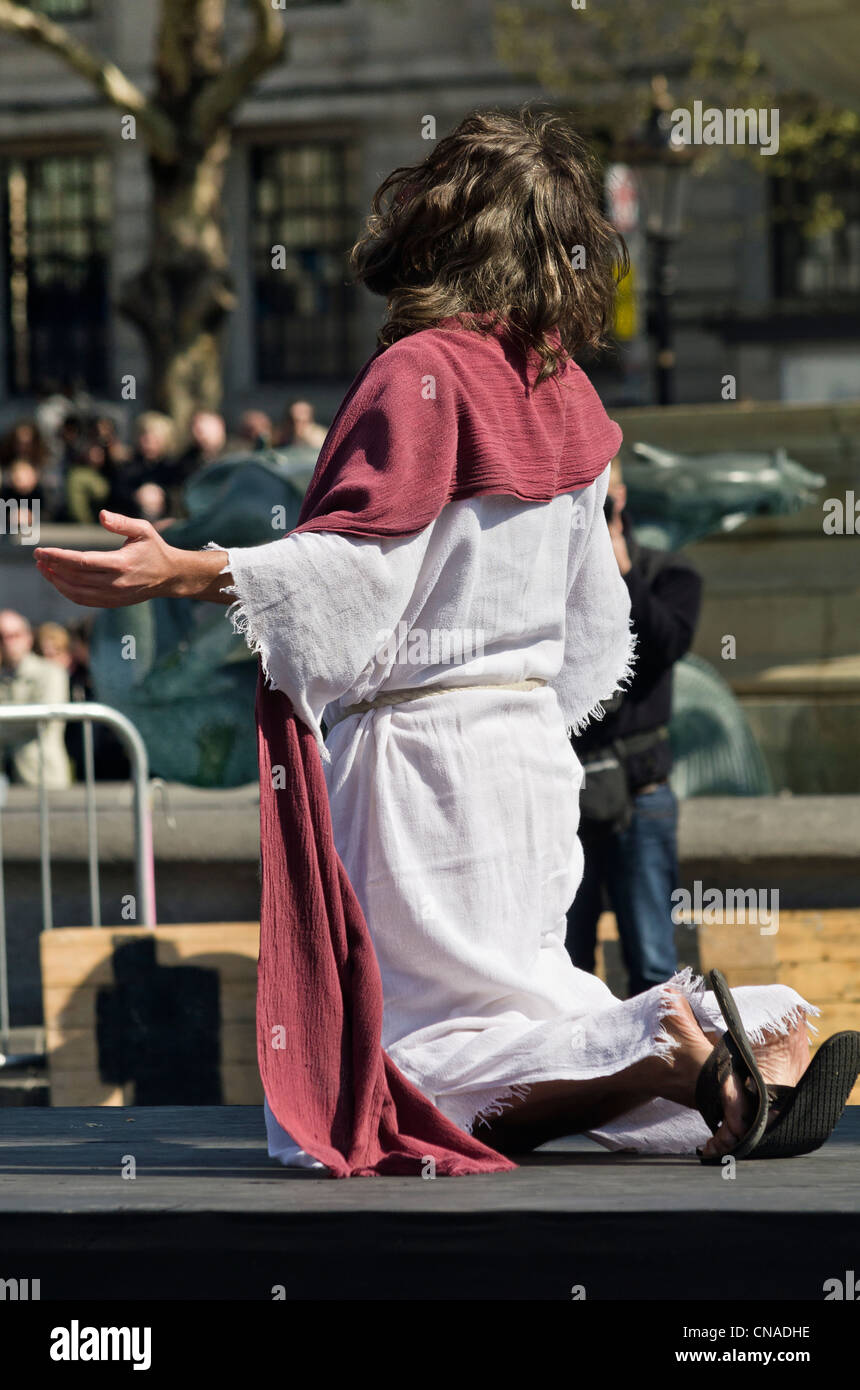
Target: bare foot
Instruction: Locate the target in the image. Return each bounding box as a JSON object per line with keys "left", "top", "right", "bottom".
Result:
{"left": 752, "top": 1017, "right": 810, "bottom": 1090}
{"left": 698, "top": 1014, "right": 811, "bottom": 1161}
{"left": 649, "top": 991, "right": 713, "bottom": 1106}
{"left": 649, "top": 992, "right": 751, "bottom": 1161}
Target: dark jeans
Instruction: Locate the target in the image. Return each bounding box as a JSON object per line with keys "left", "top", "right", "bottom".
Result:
{"left": 566, "top": 781, "right": 679, "bottom": 997}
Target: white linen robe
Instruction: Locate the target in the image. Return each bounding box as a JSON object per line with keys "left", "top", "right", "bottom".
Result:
{"left": 219, "top": 462, "right": 815, "bottom": 1167}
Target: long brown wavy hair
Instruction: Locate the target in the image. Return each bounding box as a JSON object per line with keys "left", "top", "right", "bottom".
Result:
{"left": 350, "top": 106, "right": 628, "bottom": 384}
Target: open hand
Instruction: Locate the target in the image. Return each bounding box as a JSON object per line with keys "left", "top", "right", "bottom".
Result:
{"left": 35, "top": 510, "right": 183, "bottom": 608}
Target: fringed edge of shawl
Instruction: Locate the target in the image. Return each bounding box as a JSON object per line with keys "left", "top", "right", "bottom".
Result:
{"left": 652, "top": 966, "right": 704, "bottom": 1062}
{"left": 657, "top": 965, "right": 821, "bottom": 1053}
{"left": 741, "top": 998, "right": 821, "bottom": 1044}
{"left": 563, "top": 621, "right": 639, "bottom": 740}
{"left": 429, "top": 968, "right": 821, "bottom": 1143}
{"left": 436, "top": 970, "right": 704, "bottom": 1135}
{"left": 205, "top": 542, "right": 334, "bottom": 765}
{"left": 446, "top": 1083, "right": 534, "bottom": 1137}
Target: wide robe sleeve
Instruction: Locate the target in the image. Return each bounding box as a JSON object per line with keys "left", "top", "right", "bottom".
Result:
{"left": 550, "top": 463, "right": 637, "bottom": 735}
{"left": 217, "top": 526, "right": 436, "bottom": 760}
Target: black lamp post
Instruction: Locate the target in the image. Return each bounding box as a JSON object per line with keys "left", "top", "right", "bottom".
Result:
{"left": 630, "top": 78, "right": 692, "bottom": 406}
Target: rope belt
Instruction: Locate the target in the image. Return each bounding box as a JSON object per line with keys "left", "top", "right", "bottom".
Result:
{"left": 328, "top": 678, "right": 547, "bottom": 728}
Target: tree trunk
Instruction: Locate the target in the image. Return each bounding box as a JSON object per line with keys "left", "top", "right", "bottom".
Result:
{"left": 0, "top": 0, "right": 285, "bottom": 436}
{"left": 121, "top": 127, "right": 236, "bottom": 438}
{"left": 119, "top": 0, "right": 236, "bottom": 439}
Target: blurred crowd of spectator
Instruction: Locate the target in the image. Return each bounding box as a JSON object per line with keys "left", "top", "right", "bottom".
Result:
{"left": 0, "top": 384, "right": 329, "bottom": 528}
{"left": 0, "top": 388, "right": 330, "bottom": 788}
{"left": 0, "top": 607, "right": 111, "bottom": 789}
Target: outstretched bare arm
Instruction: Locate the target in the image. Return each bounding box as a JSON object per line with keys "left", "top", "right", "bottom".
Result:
{"left": 35, "top": 511, "right": 234, "bottom": 608}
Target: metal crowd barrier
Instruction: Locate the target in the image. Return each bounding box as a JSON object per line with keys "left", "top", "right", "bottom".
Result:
{"left": 0, "top": 702, "right": 156, "bottom": 1046}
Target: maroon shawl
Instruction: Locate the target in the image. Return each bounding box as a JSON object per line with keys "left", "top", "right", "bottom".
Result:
{"left": 255, "top": 319, "right": 622, "bottom": 1176}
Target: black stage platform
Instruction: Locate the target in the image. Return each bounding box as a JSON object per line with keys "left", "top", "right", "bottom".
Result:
{"left": 1, "top": 1106, "right": 857, "bottom": 1300}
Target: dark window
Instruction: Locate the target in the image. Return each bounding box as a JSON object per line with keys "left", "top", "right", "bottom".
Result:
{"left": 772, "top": 176, "right": 860, "bottom": 302}
{"left": 251, "top": 142, "right": 360, "bottom": 381}
{"left": 32, "top": 0, "right": 93, "bottom": 16}
{"left": 3, "top": 152, "right": 111, "bottom": 395}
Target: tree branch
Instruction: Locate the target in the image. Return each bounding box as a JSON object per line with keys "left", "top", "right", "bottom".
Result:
{"left": 191, "top": 0, "right": 286, "bottom": 141}
{"left": 0, "top": 0, "right": 177, "bottom": 161}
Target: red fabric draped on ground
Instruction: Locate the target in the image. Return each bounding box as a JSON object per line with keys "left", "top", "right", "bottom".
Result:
{"left": 253, "top": 320, "right": 622, "bottom": 1176}
{"left": 256, "top": 677, "right": 517, "bottom": 1175}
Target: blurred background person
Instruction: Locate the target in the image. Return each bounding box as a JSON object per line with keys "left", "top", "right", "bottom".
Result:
{"left": 566, "top": 457, "right": 702, "bottom": 997}
{"left": 0, "top": 418, "right": 49, "bottom": 472}
{"left": 0, "top": 418, "right": 58, "bottom": 521}
{"left": 35, "top": 621, "right": 72, "bottom": 670}
{"left": 0, "top": 608, "right": 71, "bottom": 789}
{"left": 1, "top": 457, "right": 45, "bottom": 529}
{"left": 62, "top": 618, "right": 129, "bottom": 781}
{"left": 133, "top": 480, "right": 173, "bottom": 526}
{"left": 238, "top": 409, "right": 274, "bottom": 452}
{"left": 91, "top": 414, "right": 131, "bottom": 469}
{"left": 66, "top": 619, "right": 92, "bottom": 699}
{"left": 55, "top": 412, "right": 86, "bottom": 479}
{"left": 64, "top": 429, "right": 114, "bottom": 525}
{"left": 278, "top": 398, "right": 328, "bottom": 451}
{"left": 173, "top": 409, "right": 227, "bottom": 480}
{"left": 34, "top": 381, "right": 77, "bottom": 453}
{"left": 110, "top": 411, "right": 177, "bottom": 522}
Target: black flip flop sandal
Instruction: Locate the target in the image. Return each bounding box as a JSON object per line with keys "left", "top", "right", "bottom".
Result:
{"left": 694, "top": 968, "right": 770, "bottom": 1165}
{"left": 747, "top": 1030, "right": 860, "bottom": 1160}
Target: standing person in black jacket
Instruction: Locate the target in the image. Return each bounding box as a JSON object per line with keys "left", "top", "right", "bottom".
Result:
{"left": 566, "top": 456, "right": 702, "bottom": 996}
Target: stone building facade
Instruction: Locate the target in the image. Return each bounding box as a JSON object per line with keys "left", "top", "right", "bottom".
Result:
{"left": 0, "top": 0, "right": 857, "bottom": 434}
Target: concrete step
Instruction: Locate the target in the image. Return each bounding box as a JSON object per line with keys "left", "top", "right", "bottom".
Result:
{"left": 694, "top": 591, "right": 860, "bottom": 670}
{"left": 613, "top": 397, "right": 860, "bottom": 469}
{"left": 688, "top": 533, "right": 860, "bottom": 594}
